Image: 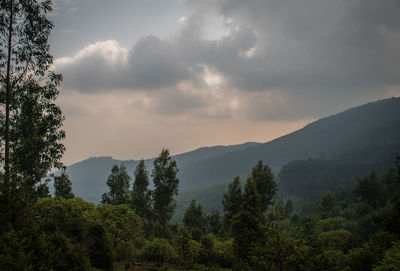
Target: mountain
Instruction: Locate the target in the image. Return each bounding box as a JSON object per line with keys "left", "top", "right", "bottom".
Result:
{"left": 66, "top": 142, "right": 260, "bottom": 202}
{"left": 176, "top": 97, "right": 400, "bottom": 190}
{"left": 66, "top": 97, "right": 400, "bottom": 203}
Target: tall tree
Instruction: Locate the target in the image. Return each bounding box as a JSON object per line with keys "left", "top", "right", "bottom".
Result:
{"left": 221, "top": 176, "right": 242, "bottom": 235}
{"left": 251, "top": 160, "right": 277, "bottom": 212}
{"left": 355, "top": 171, "right": 384, "bottom": 208}
{"left": 152, "top": 148, "right": 179, "bottom": 236}
{"left": 101, "top": 165, "right": 130, "bottom": 205}
{"left": 231, "top": 177, "right": 267, "bottom": 268}
{"left": 0, "top": 0, "right": 64, "bottom": 231}
{"left": 131, "top": 159, "right": 152, "bottom": 222}
{"left": 54, "top": 171, "right": 74, "bottom": 199}
{"left": 183, "top": 199, "right": 204, "bottom": 230}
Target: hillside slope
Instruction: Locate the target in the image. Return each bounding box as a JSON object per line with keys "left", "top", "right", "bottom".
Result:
{"left": 178, "top": 97, "right": 400, "bottom": 191}
{"left": 67, "top": 97, "right": 400, "bottom": 203}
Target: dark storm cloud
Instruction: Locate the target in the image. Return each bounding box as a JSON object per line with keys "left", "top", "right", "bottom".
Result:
{"left": 211, "top": 0, "right": 400, "bottom": 92}
{"left": 55, "top": 0, "right": 400, "bottom": 120}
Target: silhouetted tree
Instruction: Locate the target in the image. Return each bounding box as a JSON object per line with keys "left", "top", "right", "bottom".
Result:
{"left": 355, "top": 171, "right": 384, "bottom": 208}
{"left": 54, "top": 171, "right": 74, "bottom": 199}
{"left": 232, "top": 177, "right": 266, "bottom": 268}
{"left": 251, "top": 160, "right": 277, "bottom": 212}
{"left": 102, "top": 165, "right": 130, "bottom": 205}
{"left": 221, "top": 176, "right": 242, "bottom": 236}
{"left": 183, "top": 199, "right": 204, "bottom": 230}
{"left": 131, "top": 159, "right": 152, "bottom": 222}
{"left": 0, "top": 0, "right": 64, "bottom": 232}
{"left": 152, "top": 149, "right": 179, "bottom": 237}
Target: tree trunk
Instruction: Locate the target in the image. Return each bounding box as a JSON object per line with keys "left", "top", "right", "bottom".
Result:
{"left": 4, "top": 1, "right": 14, "bottom": 205}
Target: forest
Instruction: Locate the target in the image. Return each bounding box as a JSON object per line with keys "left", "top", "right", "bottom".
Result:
{"left": 1, "top": 0, "right": 400, "bottom": 270}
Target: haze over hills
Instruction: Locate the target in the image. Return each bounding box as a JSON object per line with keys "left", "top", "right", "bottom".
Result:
{"left": 66, "top": 142, "right": 261, "bottom": 202}
{"left": 67, "top": 97, "right": 400, "bottom": 204}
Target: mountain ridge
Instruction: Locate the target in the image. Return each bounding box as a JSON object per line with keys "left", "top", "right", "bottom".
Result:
{"left": 66, "top": 97, "right": 400, "bottom": 203}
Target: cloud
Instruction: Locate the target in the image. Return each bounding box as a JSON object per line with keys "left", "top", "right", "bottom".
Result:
{"left": 55, "top": 0, "right": 400, "bottom": 121}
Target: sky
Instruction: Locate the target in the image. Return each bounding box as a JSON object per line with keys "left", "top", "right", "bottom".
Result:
{"left": 50, "top": 0, "right": 400, "bottom": 166}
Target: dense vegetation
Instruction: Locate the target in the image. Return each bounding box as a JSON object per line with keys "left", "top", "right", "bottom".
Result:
{"left": 1, "top": 1, "right": 400, "bottom": 270}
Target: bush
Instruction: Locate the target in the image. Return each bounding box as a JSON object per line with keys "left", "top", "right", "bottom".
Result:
{"left": 141, "top": 238, "right": 177, "bottom": 266}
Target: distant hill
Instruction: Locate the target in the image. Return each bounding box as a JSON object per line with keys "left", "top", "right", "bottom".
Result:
{"left": 66, "top": 142, "right": 260, "bottom": 202}
{"left": 176, "top": 97, "right": 400, "bottom": 190}
{"left": 67, "top": 97, "right": 400, "bottom": 204}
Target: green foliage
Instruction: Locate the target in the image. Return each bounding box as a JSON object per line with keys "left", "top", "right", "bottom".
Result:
{"left": 86, "top": 222, "right": 114, "bottom": 270}
{"left": 101, "top": 164, "right": 131, "bottom": 205}
{"left": 214, "top": 238, "right": 234, "bottom": 268}
{"left": 346, "top": 245, "right": 378, "bottom": 271}
{"left": 221, "top": 176, "right": 242, "bottom": 236}
{"left": 321, "top": 191, "right": 337, "bottom": 217}
{"left": 152, "top": 149, "right": 179, "bottom": 237}
{"left": 131, "top": 159, "right": 152, "bottom": 223}
{"left": 204, "top": 210, "right": 221, "bottom": 235}
{"left": 314, "top": 217, "right": 347, "bottom": 233}
{"left": 250, "top": 229, "right": 311, "bottom": 271}
{"left": 0, "top": 0, "right": 64, "bottom": 210}
{"left": 251, "top": 160, "right": 277, "bottom": 211}
{"left": 373, "top": 241, "right": 400, "bottom": 271}
{"left": 26, "top": 197, "right": 97, "bottom": 270}
{"left": 183, "top": 199, "right": 205, "bottom": 231}
{"left": 279, "top": 144, "right": 400, "bottom": 201}
{"left": 311, "top": 249, "right": 349, "bottom": 271}
{"left": 232, "top": 178, "right": 267, "bottom": 265}
{"left": 0, "top": 228, "right": 32, "bottom": 271}
{"left": 36, "top": 178, "right": 51, "bottom": 198}
{"left": 54, "top": 171, "right": 74, "bottom": 199}
{"left": 314, "top": 230, "right": 360, "bottom": 253}
{"left": 198, "top": 234, "right": 217, "bottom": 265}
{"left": 142, "top": 238, "right": 177, "bottom": 266}
{"left": 86, "top": 204, "right": 143, "bottom": 261}
{"left": 355, "top": 171, "right": 385, "bottom": 208}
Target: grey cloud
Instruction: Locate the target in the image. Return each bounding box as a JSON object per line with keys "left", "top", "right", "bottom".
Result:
{"left": 57, "top": 0, "right": 400, "bottom": 120}
{"left": 125, "top": 36, "right": 191, "bottom": 89}
{"left": 210, "top": 0, "right": 400, "bottom": 91}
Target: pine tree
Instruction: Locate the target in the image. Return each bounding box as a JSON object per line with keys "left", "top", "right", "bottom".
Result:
{"left": 101, "top": 165, "right": 130, "bottom": 205}
{"left": 232, "top": 177, "right": 267, "bottom": 267}
{"left": 54, "top": 171, "right": 74, "bottom": 199}
{"left": 152, "top": 149, "right": 179, "bottom": 236}
{"left": 251, "top": 160, "right": 277, "bottom": 212}
{"left": 131, "top": 159, "right": 152, "bottom": 222}
{"left": 221, "top": 176, "right": 242, "bottom": 235}
{"left": 183, "top": 199, "right": 204, "bottom": 230}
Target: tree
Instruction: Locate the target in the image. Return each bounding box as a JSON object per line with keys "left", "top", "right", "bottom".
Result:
{"left": 204, "top": 210, "right": 221, "bottom": 235}
{"left": 251, "top": 160, "right": 277, "bottom": 212}
{"left": 355, "top": 171, "right": 384, "bottom": 208}
{"left": 183, "top": 199, "right": 204, "bottom": 230}
{"left": 222, "top": 176, "right": 242, "bottom": 236}
{"left": 321, "top": 191, "right": 336, "bottom": 217}
{"left": 152, "top": 148, "right": 179, "bottom": 237}
{"left": 102, "top": 164, "right": 131, "bottom": 205}
{"left": 36, "top": 178, "right": 51, "bottom": 198}
{"left": 373, "top": 240, "right": 400, "bottom": 271}
{"left": 130, "top": 159, "right": 152, "bottom": 222}
{"left": 54, "top": 171, "right": 74, "bottom": 199}
{"left": 87, "top": 204, "right": 143, "bottom": 262}
{"left": 0, "top": 0, "right": 65, "bottom": 231}
{"left": 231, "top": 177, "right": 267, "bottom": 267}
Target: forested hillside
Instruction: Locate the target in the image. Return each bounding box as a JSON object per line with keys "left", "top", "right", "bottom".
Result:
{"left": 280, "top": 142, "right": 400, "bottom": 201}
